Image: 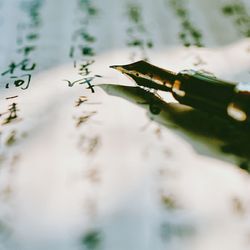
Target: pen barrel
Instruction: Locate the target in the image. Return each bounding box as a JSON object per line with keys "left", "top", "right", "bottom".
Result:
{"left": 172, "top": 70, "right": 250, "bottom": 122}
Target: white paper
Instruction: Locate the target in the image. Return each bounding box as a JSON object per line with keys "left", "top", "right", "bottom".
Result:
{"left": 0, "top": 0, "right": 250, "bottom": 249}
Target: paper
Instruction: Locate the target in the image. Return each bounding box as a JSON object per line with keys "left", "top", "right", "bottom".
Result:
{"left": 0, "top": 0, "right": 250, "bottom": 249}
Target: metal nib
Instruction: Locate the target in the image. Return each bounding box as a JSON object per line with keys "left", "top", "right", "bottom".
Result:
{"left": 109, "top": 65, "right": 125, "bottom": 73}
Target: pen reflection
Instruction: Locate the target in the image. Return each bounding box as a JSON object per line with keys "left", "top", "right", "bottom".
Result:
{"left": 99, "top": 83, "right": 250, "bottom": 172}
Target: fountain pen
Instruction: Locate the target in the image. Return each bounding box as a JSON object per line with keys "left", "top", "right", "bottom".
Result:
{"left": 110, "top": 60, "right": 250, "bottom": 123}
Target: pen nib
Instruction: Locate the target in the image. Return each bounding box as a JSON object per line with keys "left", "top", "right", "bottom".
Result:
{"left": 109, "top": 65, "right": 125, "bottom": 73}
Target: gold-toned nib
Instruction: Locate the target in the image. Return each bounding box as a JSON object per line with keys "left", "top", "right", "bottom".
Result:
{"left": 110, "top": 60, "right": 176, "bottom": 92}
{"left": 109, "top": 65, "right": 125, "bottom": 73}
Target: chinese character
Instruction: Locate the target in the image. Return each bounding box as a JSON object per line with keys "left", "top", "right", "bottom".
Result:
{"left": 1, "top": 103, "right": 20, "bottom": 125}
{"left": 2, "top": 59, "right": 36, "bottom": 76}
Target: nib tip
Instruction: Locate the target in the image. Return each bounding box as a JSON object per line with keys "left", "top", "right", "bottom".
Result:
{"left": 110, "top": 65, "right": 123, "bottom": 72}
